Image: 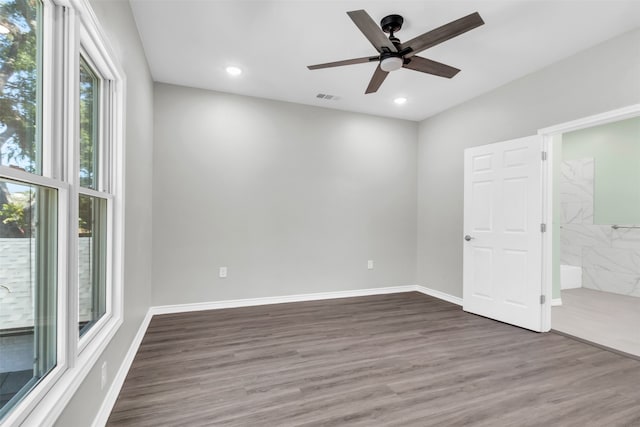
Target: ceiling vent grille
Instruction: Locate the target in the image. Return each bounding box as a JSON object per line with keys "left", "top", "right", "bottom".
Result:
{"left": 316, "top": 93, "right": 341, "bottom": 101}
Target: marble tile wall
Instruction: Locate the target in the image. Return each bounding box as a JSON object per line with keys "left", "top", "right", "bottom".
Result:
{"left": 560, "top": 158, "right": 640, "bottom": 297}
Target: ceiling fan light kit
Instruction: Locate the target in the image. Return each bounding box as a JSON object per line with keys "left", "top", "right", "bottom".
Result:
{"left": 308, "top": 9, "right": 485, "bottom": 94}
{"left": 380, "top": 56, "right": 403, "bottom": 72}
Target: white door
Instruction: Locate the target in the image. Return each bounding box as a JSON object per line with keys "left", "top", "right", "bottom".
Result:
{"left": 463, "top": 135, "right": 544, "bottom": 332}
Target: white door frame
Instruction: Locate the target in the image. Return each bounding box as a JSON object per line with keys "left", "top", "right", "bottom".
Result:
{"left": 537, "top": 103, "right": 640, "bottom": 332}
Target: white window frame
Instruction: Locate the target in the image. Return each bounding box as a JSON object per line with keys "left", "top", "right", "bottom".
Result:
{"left": 75, "top": 24, "right": 119, "bottom": 355}
{"left": 0, "top": 167, "right": 70, "bottom": 427}
{"left": 0, "top": 0, "right": 126, "bottom": 425}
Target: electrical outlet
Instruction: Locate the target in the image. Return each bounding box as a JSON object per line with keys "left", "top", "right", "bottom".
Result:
{"left": 219, "top": 266, "right": 228, "bottom": 278}
{"left": 101, "top": 361, "right": 108, "bottom": 390}
{"left": 367, "top": 260, "right": 374, "bottom": 270}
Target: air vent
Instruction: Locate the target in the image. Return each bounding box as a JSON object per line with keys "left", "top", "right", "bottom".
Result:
{"left": 316, "top": 93, "right": 341, "bottom": 101}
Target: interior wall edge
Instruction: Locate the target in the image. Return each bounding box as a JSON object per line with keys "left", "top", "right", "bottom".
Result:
{"left": 415, "top": 285, "right": 463, "bottom": 306}
{"left": 90, "top": 310, "right": 154, "bottom": 427}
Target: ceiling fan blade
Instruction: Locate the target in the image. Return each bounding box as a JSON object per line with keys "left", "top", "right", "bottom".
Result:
{"left": 307, "top": 56, "right": 379, "bottom": 70}
{"left": 400, "top": 12, "right": 484, "bottom": 58}
{"left": 403, "top": 56, "right": 460, "bottom": 78}
{"left": 365, "top": 65, "right": 389, "bottom": 94}
{"left": 347, "top": 10, "right": 397, "bottom": 53}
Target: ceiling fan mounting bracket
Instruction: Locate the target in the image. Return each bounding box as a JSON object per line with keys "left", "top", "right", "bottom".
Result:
{"left": 380, "top": 14, "right": 404, "bottom": 34}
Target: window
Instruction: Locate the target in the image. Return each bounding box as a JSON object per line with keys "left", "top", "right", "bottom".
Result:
{"left": 79, "top": 57, "right": 99, "bottom": 190}
{"left": 78, "top": 194, "right": 107, "bottom": 337}
{"left": 0, "top": 0, "right": 52, "bottom": 419}
{"left": 0, "top": 0, "right": 124, "bottom": 424}
{"left": 0, "top": 179, "right": 57, "bottom": 420}
{"left": 0, "top": 0, "right": 42, "bottom": 174}
{"left": 77, "top": 56, "right": 108, "bottom": 339}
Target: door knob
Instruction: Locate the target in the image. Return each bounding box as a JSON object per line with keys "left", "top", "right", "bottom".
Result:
{"left": 464, "top": 235, "right": 474, "bottom": 241}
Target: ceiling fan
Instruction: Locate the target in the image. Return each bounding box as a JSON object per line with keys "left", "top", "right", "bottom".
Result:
{"left": 307, "top": 10, "right": 485, "bottom": 94}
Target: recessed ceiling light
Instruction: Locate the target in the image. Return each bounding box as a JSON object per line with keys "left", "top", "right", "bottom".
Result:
{"left": 0, "top": 25, "right": 10, "bottom": 35}
{"left": 225, "top": 66, "right": 242, "bottom": 76}
{"left": 394, "top": 97, "right": 407, "bottom": 105}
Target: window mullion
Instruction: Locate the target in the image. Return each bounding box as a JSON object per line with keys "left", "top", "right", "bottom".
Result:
{"left": 78, "top": 186, "right": 112, "bottom": 200}
{"left": 46, "top": 1, "right": 71, "bottom": 384}
{"left": 41, "top": 1, "right": 53, "bottom": 178}
{"left": 64, "top": 5, "right": 80, "bottom": 369}
{"left": 98, "top": 79, "right": 106, "bottom": 192}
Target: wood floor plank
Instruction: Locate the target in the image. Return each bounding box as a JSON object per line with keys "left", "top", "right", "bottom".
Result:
{"left": 107, "top": 292, "right": 640, "bottom": 426}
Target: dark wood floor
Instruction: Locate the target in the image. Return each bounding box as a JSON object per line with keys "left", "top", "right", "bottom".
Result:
{"left": 107, "top": 292, "right": 640, "bottom": 426}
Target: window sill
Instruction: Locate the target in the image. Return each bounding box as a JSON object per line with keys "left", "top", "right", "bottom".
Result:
{"left": 13, "top": 315, "right": 122, "bottom": 427}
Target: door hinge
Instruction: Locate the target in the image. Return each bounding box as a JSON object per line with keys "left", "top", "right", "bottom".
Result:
{"left": 540, "top": 223, "right": 547, "bottom": 233}
{"left": 541, "top": 151, "right": 548, "bottom": 161}
{"left": 540, "top": 295, "right": 546, "bottom": 305}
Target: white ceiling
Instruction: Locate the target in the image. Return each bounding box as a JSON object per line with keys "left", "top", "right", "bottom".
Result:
{"left": 129, "top": 0, "right": 640, "bottom": 122}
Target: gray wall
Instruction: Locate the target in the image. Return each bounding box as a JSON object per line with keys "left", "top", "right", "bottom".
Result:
{"left": 54, "top": 0, "right": 154, "bottom": 425}
{"left": 152, "top": 83, "right": 418, "bottom": 306}
{"left": 417, "top": 28, "right": 640, "bottom": 298}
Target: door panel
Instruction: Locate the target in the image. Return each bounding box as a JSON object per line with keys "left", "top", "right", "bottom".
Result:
{"left": 503, "top": 146, "right": 528, "bottom": 167}
{"left": 472, "top": 247, "right": 494, "bottom": 299}
{"left": 472, "top": 153, "right": 493, "bottom": 172}
{"left": 463, "top": 135, "right": 543, "bottom": 332}
{"left": 503, "top": 178, "right": 527, "bottom": 232}
{"left": 472, "top": 181, "right": 493, "bottom": 231}
{"left": 503, "top": 249, "right": 528, "bottom": 306}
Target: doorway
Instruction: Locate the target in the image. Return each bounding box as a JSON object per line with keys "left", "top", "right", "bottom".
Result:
{"left": 540, "top": 105, "right": 640, "bottom": 357}
{"left": 462, "top": 104, "right": 640, "bottom": 343}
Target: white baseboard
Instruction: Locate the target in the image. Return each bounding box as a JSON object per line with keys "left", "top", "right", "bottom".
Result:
{"left": 150, "top": 285, "right": 417, "bottom": 315}
{"left": 415, "top": 285, "right": 463, "bottom": 306}
{"left": 551, "top": 298, "right": 562, "bottom": 306}
{"left": 92, "top": 309, "right": 153, "bottom": 427}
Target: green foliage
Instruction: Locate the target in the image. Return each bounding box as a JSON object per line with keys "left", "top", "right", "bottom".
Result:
{"left": 0, "top": 1, "right": 97, "bottom": 236}
{"left": 0, "top": 0, "right": 39, "bottom": 172}
{"left": 0, "top": 191, "right": 32, "bottom": 235}
{"left": 79, "top": 59, "right": 98, "bottom": 188}
{"left": 1, "top": 1, "right": 97, "bottom": 179}
{"left": 1, "top": 201, "right": 25, "bottom": 227}
{"left": 78, "top": 193, "right": 92, "bottom": 235}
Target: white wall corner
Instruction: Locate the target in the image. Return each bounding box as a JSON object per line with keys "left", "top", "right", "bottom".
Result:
{"left": 414, "top": 285, "right": 463, "bottom": 306}
{"left": 551, "top": 298, "right": 562, "bottom": 307}
{"left": 92, "top": 309, "right": 154, "bottom": 427}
